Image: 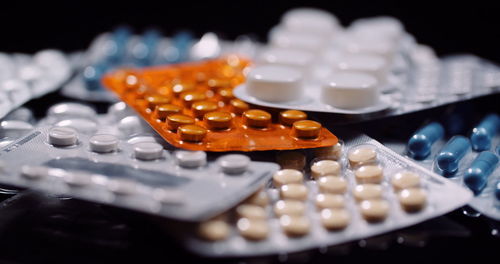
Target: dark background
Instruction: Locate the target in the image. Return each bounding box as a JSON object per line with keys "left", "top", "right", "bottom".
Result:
{"left": 1, "top": 0, "right": 500, "bottom": 63}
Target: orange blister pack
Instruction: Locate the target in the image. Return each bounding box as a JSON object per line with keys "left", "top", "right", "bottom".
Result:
{"left": 103, "top": 55, "right": 338, "bottom": 151}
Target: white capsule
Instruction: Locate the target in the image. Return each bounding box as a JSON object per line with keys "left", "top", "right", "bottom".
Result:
{"left": 174, "top": 150, "right": 207, "bottom": 168}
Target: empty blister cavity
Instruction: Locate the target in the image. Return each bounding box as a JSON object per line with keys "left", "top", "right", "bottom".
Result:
{"left": 407, "top": 122, "right": 444, "bottom": 159}
{"left": 435, "top": 136, "right": 471, "bottom": 176}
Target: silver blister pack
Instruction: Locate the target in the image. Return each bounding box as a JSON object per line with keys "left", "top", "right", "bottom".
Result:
{"left": 166, "top": 133, "right": 472, "bottom": 257}
{"left": 0, "top": 125, "right": 278, "bottom": 221}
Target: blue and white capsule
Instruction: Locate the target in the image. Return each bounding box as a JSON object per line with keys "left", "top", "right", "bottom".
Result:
{"left": 435, "top": 136, "right": 471, "bottom": 176}
{"left": 463, "top": 151, "right": 499, "bottom": 194}
{"left": 470, "top": 113, "right": 500, "bottom": 151}
{"left": 407, "top": 122, "right": 444, "bottom": 160}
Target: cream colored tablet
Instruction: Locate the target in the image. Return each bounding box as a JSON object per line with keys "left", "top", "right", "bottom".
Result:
{"left": 237, "top": 218, "right": 269, "bottom": 241}
{"left": 398, "top": 188, "right": 427, "bottom": 212}
{"left": 311, "top": 160, "right": 341, "bottom": 179}
{"left": 318, "top": 176, "right": 348, "bottom": 194}
{"left": 320, "top": 208, "right": 350, "bottom": 230}
{"left": 392, "top": 171, "right": 421, "bottom": 191}
{"left": 315, "top": 193, "right": 345, "bottom": 209}
{"left": 276, "top": 151, "right": 306, "bottom": 170}
{"left": 274, "top": 200, "right": 306, "bottom": 216}
{"left": 245, "top": 189, "right": 269, "bottom": 207}
{"left": 348, "top": 147, "right": 377, "bottom": 167}
{"left": 280, "top": 183, "right": 309, "bottom": 201}
{"left": 198, "top": 220, "right": 230, "bottom": 241}
{"left": 353, "top": 184, "right": 383, "bottom": 201}
{"left": 359, "top": 199, "right": 390, "bottom": 222}
{"left": 355, "top": 165, "right": 384, "bottom": 184}
{"left": 279, "top": 215, "right": 311, "bottom": 237}
{"left": 314, "top": 142, "right": 343, "bottom": 160}
{"left": 236, "top": 204, "right": 268, "bottom": 220}
{"left": 273, "top": 169, "right": 304, "bottom": 188}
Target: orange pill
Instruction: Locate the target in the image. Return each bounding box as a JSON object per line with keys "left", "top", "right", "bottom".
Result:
{"left": 243, "top": 109, "right": 272, "bottom": 128}
{"left": 292, "top": 120, "right": 322, "bottom": 139}
{"left": 229, "top": 99, "right": 250, "bottom": 115}
{"left": 178, "top": 124, "right": 207, "bottom": 142}
{"left": 192, "top": 101, "right": 218, "bottom": 119}
{"left": 166, "top": 114, "right": 195, "bottom": 131}
{"left": 204, "top": 112, "right": 233, "bottom": 130}
{"left": 181, "top": 91, "right": 207, "bottom": 108}
{"left": 208, "top": 78, "right": 231, "bottom": 89}
{"left": 280, "top": 110, "right": 308, "bottom": 126}
{"left": 124, "top": 73, "right": 140, "bottom": 90}
{"left": 171, "top": 82, "right": 195, "bottom": 96}
{"left": 146, "top": 95, "right": 171, "bottom": 110}
{"left": 155, "top": 104, "right": 182, "bottom": 120}
{"left": 218, "top": 87, "right": 234, "bottom": 102}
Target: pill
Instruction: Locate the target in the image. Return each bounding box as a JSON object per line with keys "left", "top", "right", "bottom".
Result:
{"left": 353, "top": 184, "right": 383, "bottom": 201}
{"left": 64, "top": 172, "right": 92, "bottom": 187}
{"left": 155, "top": 104, "right": 182, "bottom": 120}
{"left": 171, "top": 82, "right": 195, "bottom": 96}
{"left": 107, "top": 178, "right": 139, "bottom": 195}
{"left": 134, "top": 142, "right": 163, "bottom": 160}
{"left": 258, "top": 48, "right": 315, "bottom": 75}
{"left": 218, "top": 154, "right": 250, "bottom": 174}
{"left": 359, "top": 199, "right": 390, "bottom": 222}
{"left": 204, "top": 111, "right": 233, "bottom": 130}
{"left": 435, "top": 136, "right": 471, "bottom": 175}
{"left": 152, "top": 188, "right": 184, "bottom": 205}
{"left": 0, "top": 120, "right": 33, "bottom": 138}
{"left": 118, "top": 116, "right": 148, "bottom": 136}
{"left": 245, "top": 65, "right": 303, "bottom": 102}
{"left": 320, "top": 208, "right": 350, "bottom": 230}
{"left": 496, "top": 144, "right": 500, "bottom": 155}
{"left": 407, "top": 122, "right": 445, "bottom": 159}
{"left": 270, "top": 30, "right": 326, "bottom": 51}
{"left": 470, "top": 114, "right": 500, "bottom": 151}
{"left": 398, "top": 188, "right": 427, "bottom": 212}
{"left": 21, "top": 165, "right": 50, "bottom": 180}
{"left": 355, "top": 165, "right": 384, "bottom": 184}
{"left": 48, "top": 127, "right": 78, "bottom": 146}
{"left": 146, "top": 95, "right": 171, "bottom": 110}
{"left": 292, "top": 120, "right": 322, "bottom": 139}
{"left": 274, "top": 200, "right": 306, "bottom": 216}
{"left": 178, "top": 124, "right": 207, "bottom": 142}
{"left": 89, "top": 134, "right": 119, "bottom": 153}
{"left": 55, "top": 118, "right": 98, "bottom": 135}
{"left": 229, "top": 99, "right": 249, "bottom": 115}
{"left": 348, "top": 146, "right": 377, "bottom": 167}
{"left": 198, "top": 220, "right": 230, "bottom": 241}
{"left": 245, "top": 189, "right": 269, "bottom": 207}
{"left": 243, "top": 109, "right": 272, "bottom": 128}
{"left": 318, "top": 176, "right": 348, "bottom": 194}
{"left": 237, "top": 218, "right": 269, "bottom": 241}
{"left": 315, "top": 193, "right": 345, "bottom": 209}
{"left": 392, "top": 171, "right": 421, "bottom": 191}
{"left": 279, "top": 110, "right": 307, "bottom": 126}
{"left": 311, "top": 160, "right": 341, "bottom": 179}
{"left": 495, "top": 180, "right": 500, "bottom": 203}
{"left": 192, "top": 101, "right": 218, "bottom": 119}
{"left": 181, "top": 91, "right": 207, "bottom": 107}
{"left": 166, "top": 114, "right": 195, "bottom": 130}
{"left": 321, "top": 72, "right": 379, "bottom": 109}
{"left": 276, "top": 151, "right": 306, "bottom": 170}
{"left": 236, "top": 204, "right": 267, "bottom": 220}
{"left": 334, "top": 54, "right": 389, "bottom": 85}
{"left": 174, "top": 150, "right": 207, "bottom": 168}
{"left": 279, "top": 215, "right": 310, "bottom": 237}
{"left": 47, "top": 102, "right": 96, "bottom": 120}
{"left": 280, "top": 183, "right": 309, "bottom": 200}
{"left": 273, "top": 169, "right": 303, "bottom": 188}
{"left": 463, "top": 151, "right": 499, "bottom": 194}
{"left": 314, "top": 142, "right": 343, "bottom": 160}
{"left": 281, "top": 8, "right": 338, "bottom": 35}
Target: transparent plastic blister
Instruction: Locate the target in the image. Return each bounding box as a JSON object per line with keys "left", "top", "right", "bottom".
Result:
{"left": 167, "top": 134, "right": 472, "bottom": 257}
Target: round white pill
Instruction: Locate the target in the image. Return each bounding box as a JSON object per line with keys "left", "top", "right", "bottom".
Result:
{"left": 89, "top": 134, "right": 119, "bottom": 153}
{"left": 245, "top": 65, "right": 303, "bottom": 102}
{"left": 134, "top": 142, "right": 163, "bottom": 160}
{"left": 281, "top": 8, "right": 338, "bottom": 35}
{"left": 334, "top": 54, "right": 389, "bottom": 85}
{"left": 258, "top": 48, "right": 315, "bottom": 75}
{"left": 55, "top": 118, "right": 98, "bottom": 135}
{"left": 47, "top": 103, "right": 96, "bottom": 120}
{"left": 48, "top": 126, "right": 78, "bottom": 146}
{"left": 270, "top": 30, "right": 327, "bottom": 51}
{"left": 350, "top": 16, "right": 404, "bottom": 43}
{"left": 218, "top": 154, "right": 250, "bottom": 174}
{"left": 174, "top": 150, "right": 207, "bottom": 168}
{"left": 321, "top": 72, "right": 379, "bottom": 109}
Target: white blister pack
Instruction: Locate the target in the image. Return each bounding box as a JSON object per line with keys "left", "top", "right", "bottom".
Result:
{"left": 0, "top": 103, "right": 279, "bottom": 221}
{"left": 167, "top": 132, "right": 472, "bottom": 257}
{"left": 0, "top": 50, "right": 71, "bottom": 119}
{"left": 233, "top": 8, "right": 500, "bottom": 120}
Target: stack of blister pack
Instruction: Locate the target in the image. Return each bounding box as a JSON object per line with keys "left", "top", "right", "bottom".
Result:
{"left": 0, "top": 7, "right": 499, "bottom": 260}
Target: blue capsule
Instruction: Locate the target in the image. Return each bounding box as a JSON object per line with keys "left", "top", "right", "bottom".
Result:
{"left": 435, "top": 136, "right": 471, "bottom": 176}
{"left": 495, "top": 180, "right": 500, "bottom": 204}
{"left": 408, "top": 122, "right": 444, "bottom": 160}
{"left": 132, "top": 29, "right": 161, "bottom": 66}
{"left": 83, "top": 62, "right": 109, "bottom": 91}
{"left": 470, "top": 114, "right": 500, "bottom": 151}
{"left": 496, "top": 144, "right": 500, "bottom": 155}
{"left": 105, "top": 26, "right": 132, "bottom": 64}
{"left": 463, "top": 151, "right": 499, "bottom": 194}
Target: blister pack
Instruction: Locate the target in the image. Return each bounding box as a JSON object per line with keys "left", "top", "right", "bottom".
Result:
{"left": 232, "top": 8, "right": 500, "bottom": 122}
{"left": 387, "top": 114, "right": 500, "bottom": 220}
{"left": 164, "top": 132, "right": 471, "bottom": 257}
{"left": 0, "top": 123, "right": 279, "bottom": 221}
{"left": 0, "top": 50, "right": 71, "bottom": 118}
{"left": 103, "top": 56, "right": 338, "bottom": 151}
